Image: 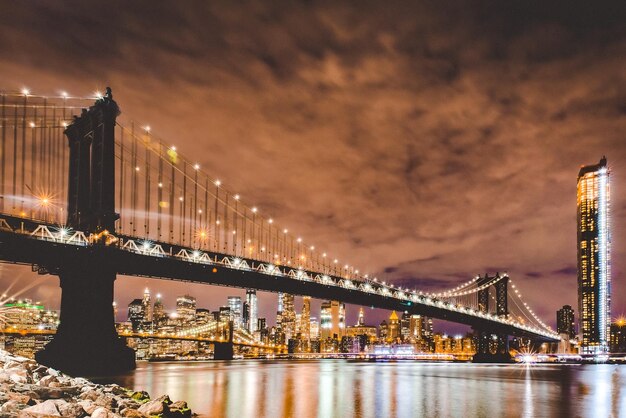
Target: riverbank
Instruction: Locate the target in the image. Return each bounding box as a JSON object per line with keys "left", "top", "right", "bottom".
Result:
{"left": 0, "top": 350, "right": 193, "bottom": 417}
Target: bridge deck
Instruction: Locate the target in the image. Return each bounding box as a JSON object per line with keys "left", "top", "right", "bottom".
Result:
{"left": 0, "top": 215, "right": 559, "bottom": 342}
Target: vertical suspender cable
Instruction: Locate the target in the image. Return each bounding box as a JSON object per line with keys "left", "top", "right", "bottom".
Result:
{"left": 0, "top": 94, "right": 5, "bottom": 213}
{"left": 119, "top": 126, "right": 125, "bottom": 234}
{"left": 131, "top": 122, "right": 137, "bottom": 234}
{"left": 144, "top": 132, "right": 150, "bottom": 237}
{"left": 12, "top": 104, "right": 17, "bottom": 212}
{"left": 157, "top": 140, "right": 163, "bottom": 240}
{"left": 20, "top": 95, "right": 26, "bottom": 211}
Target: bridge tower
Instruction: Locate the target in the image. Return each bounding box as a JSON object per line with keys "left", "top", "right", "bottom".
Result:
{"left": 214, "top": 320, "right": 235, "bottom": 360}
{"left": 473, "top": 272, "right": 512, "bottom": 363}
{"left": 35, "top": 89, "right": 135, "bottom": 376}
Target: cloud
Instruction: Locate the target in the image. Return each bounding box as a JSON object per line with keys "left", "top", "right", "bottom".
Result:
{"left": 0, "top": 1, "right": 624, "bottom": 328}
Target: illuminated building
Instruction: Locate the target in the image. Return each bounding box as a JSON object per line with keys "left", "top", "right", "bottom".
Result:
{"left": 320, "top": 300, "right": 345, "bottom": 340}
{"left": 245, "top": 289, "right": 258, "bottom": 332}
{"left": 301, "top": 296, "right": 311, "bottom": 340}
{"left": 379, "top": 320, "right": 388, "bottom": 341}
{"left": 113, "top": 301, "right": 118, "bottom": 321}
{"left": 577, "top": 157, "right": 611, "bottom": 354}
{"left": 346, "top": 307, "right": 377, "bottom": 341}
{"left": 176, "top": 295, "right": 197, "bottom": 323}
{"left": 0, "top": 299, "right": 58, "bottom": 358}
{"left": 401, "top": 312, "right": 411, "bottom": 341}
{"left": 409, "top": 315, "right": 433, "bottom": 350}
{"left": 609, "top": 318, "right": 626, "bottom": 353}
{"left": 281, "top": 293, "right": 296, "bottom": 340}
{"left": 556, "top": 305, "right": 576, "bottom": 339}
{"left": 195, "top": 308, "right": 211, "bottom": 325}
{"left": 387, "top": 311, "right": 400, "bottom": 343}
{"left": 128, "top": 299, "right": 145, "bottom": 331}
{"left": 153, "top": 294, "right": 166, "bottom": 325}
{"left": 142, "top": 288, "right": 153, "bottom": 322}
{"left": 309, "top": 317, "right": 319, "bottom": 339}
{"left": 243, "top": 302, "right": 250, "bottom": 330}
{"left": 227, "top": 296, "right": 242, "bottom": 328}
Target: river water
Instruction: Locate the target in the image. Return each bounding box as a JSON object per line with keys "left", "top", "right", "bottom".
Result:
{"left": 98, "top": 360, "right": 626, "bottom": 418}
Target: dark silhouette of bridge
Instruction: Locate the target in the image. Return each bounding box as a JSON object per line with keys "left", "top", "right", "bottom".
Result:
{"left": 0, "top": 90, "right": 560, "bottom": 375}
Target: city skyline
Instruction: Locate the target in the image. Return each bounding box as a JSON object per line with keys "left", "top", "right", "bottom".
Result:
{"left": 0, "top": 2, "right": 625, "bottom": 336}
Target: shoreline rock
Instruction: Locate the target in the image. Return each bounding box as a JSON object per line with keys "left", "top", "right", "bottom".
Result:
{"left": 0, "top": 350, "right": 192, "bottom": 418}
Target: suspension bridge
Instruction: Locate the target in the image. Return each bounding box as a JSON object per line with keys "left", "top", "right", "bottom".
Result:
{"left": 0, "top": 88, "right": 560, "bottom": 375}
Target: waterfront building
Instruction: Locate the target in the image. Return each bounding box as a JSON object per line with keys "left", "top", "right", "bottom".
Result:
{"left": 610, "top": 319, "right": 626, "bottom": 353}
{"left": 309, "top": 317, "right": 319, "bottom": 339}
{"left": 281, "top": 293, "right": 296, "bottom": 340}
{"left": 577, "top": 157, "right": 611, "bottom": 354}
{"left": 153, "top": 294, "right": 166, "bottom": 325}
{"left": 142, "top": 288, "right": 153, "bottom": 322}
{"left": 401, "top": 312, "right": 411, "bottom": 341}
{"left": 387, "top": 311, "right": 400, "bottom": 343}
{"left": 379, "top": 320, "right": 388, "bottom": 341}
{"left": 196, "top": 309, "right": 212, "bottom": 325}
{"left": 346, "top": 307, "right": 377, "bottom": 342}
{"left": 176, "top": 295, "right": 196, "bottom": 324}
{"left": 0, "top": 299, "right": 58, "bottom": 358}
{"left": 320, "top": 300, "right": 345, "bottom": 340}
{"left": 227, "top": 296, "right": 242, "bottom": 329}
{"left": 128, "top": 299, "right": 145, "bottom": 331}
{"left": 246, "top": 289, "right": 258, "bottom": 333}
{"left": 409, "top": 314, "right": 433, "bottom": 350}
{"left": 556, "top": 305, "right": 576, "bottom": 339}
{"left": 301, "top": 296, "right": 311, "bottom": 340}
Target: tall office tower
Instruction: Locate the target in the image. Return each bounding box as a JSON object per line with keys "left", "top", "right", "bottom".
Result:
{"left": 228, "top": 296, "right": 243, "bottom": 329}
{"left": 127, "top": 299, "right": 145, "bottom": 331}
{"left": 320, "top": 300, "right": 345, "bottom": 340}
{"left": 243, "top": 302, "right": 250, "bottom": 330}
{"left": 246, "top": 289, "right": 258, "bottom": 333}
{"left": 320, "top": 302, "right": 332, "bottom": 340}
{"left": 556, "top": 305, "right": 576, "bottom": 339}
{"left": 409, "top": 315, "right": 431, "bottom": 340}
{"left": 142, "top": 288, "right": 153, "bottom": 322}
{"left": 310, "top": 317, "right": 319, "bottom": 339}
{"left": 301, "top": 296, "right": 311, "bottom": 340}
{"left": 176, "top": 295, "right": 197, "bottom": 324}
{"left": 281, "top": 294, "right": 296, "bottom": 340}
{"left": 401, "top": 312, "right": 411, "bottom": 342}
{"left": 577, "top": 157, "right": 611, "bottom": 354}
{"left": 153, "top": 294, "right": 166, "bottom": 325}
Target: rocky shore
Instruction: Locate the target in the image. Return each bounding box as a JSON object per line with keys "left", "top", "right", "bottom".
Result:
{"left": 0, "top": 351, "right": 192, "bottom": 418}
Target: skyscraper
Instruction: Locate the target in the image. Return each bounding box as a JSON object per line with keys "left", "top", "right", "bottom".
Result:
{"left": 176, "top": 295, "right": 197, "bottom": 324}
{"left": 246, "top": 289, "right": 258, "bottom": 333}
{"left": 320, "top": 300, "right": 345, "bottom": 340}
{"left": 577, "top": 156, "right": 611, "bottom": 354}
{"left": 301, "top": 296, "right": 311, "bottom": 340}
{"left": 142, "top": 288, "right": 153, "bottom": 322}
{"left": 228, "top": 296, "right": 243, "bottom": 329}
{"left": 153, "top": 294, "right": 166, "bottom": 325}
{"left": 281, "top": 294, "right": 296, "bottom": 340}
{"left": 556, "top": 305, "right": 576, "bottom": 339}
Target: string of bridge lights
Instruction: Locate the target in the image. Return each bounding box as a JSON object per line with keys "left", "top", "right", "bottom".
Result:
{"left": 428, "top": 275, "right": 481, "bottom": 298}
{"left": 508, "top": 277, "right": 554, "bottom": 333}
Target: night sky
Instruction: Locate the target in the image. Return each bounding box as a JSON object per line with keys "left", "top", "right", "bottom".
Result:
{"left": 0, "top": 1, "right": 625, "bottom": 330}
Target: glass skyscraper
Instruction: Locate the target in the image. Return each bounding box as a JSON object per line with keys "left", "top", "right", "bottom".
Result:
{"left": 246, "top": 289, "right": 258, "bottom": 333}
{"left": 577, "top": 156, "right": 610, "bottom": 354}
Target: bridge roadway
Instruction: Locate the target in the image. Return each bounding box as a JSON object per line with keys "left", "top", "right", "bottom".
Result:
{"left": 0, "top": 214, "right": 559, "bottom": 342}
